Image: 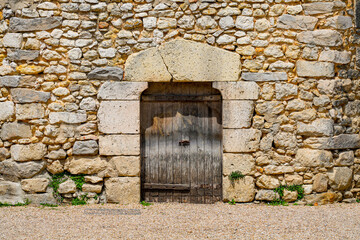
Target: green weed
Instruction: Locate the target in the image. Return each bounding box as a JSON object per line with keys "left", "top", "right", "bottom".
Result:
{"left": 228, "top": 199, "right": 236, "bottom": 205}
{"left": 229, "top": 171, "right": 245, "bottom": 181}
{"left": 71, "top": 195, "right": 87, "bottom": 206}
{"left": 40, "top": 203, "right": 58, "bottom": 207}
{"left": 140, "top": 201, "right": 151, "bottom": 206}
{"left": 0, "top": 199, "right": 31, "bottom": 207}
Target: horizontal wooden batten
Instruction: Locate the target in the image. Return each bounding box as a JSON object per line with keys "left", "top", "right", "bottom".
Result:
{"left": 143, "top": 183, "right": 191, "bottom": 190}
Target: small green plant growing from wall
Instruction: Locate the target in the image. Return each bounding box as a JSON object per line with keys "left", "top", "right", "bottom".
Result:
{"left": 228, "top": 171, "right": 245, "bottom": 181}
{"left": 40, "top": 203, "right": 58, "bottom": 208}
{"left": 228, "top": 199, "right": 236, "bottom": 205}
{"left": 269, "top": 185, "right": 305, "bottom": 206}
{"left": 49, "top": 172, "right": 86, "bottom": 203}
{"left": 356, "top": 198, "right": 360, "bottom": 203}
{"left": 71, "top": 195, "right": 88, "bottom": 206}
{"left": 140, "top": 201, "right": 151, "bottom": 206}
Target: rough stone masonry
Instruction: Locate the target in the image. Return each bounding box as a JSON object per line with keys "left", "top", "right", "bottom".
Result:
{"left": 0, "top": 0, "right": 360, "bottom": 205}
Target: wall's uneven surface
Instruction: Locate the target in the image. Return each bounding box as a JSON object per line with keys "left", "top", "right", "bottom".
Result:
{"left": 0, "top": 0, "right": 359, "bottom": 205}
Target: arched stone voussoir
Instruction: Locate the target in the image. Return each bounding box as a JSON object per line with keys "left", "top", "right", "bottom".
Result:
{"left": 124, "top": 39, "right": 241, "bottom": 82}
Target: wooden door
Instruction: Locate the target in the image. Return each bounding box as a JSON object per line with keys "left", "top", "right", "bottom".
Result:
{"left": 141, "top": 83, "right": 222, "bottom": 204}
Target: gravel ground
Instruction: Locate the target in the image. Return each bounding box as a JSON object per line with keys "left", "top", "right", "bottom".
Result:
{"left": 1, "top": 202, "right": 360, "bottom": 240}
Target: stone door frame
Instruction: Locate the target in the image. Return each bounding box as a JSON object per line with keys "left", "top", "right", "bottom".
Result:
{"left": 97, "top": 39, "right": 260, "bottom": 203}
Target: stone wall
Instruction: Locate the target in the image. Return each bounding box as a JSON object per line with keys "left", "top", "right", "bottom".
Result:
{"left": 0, "top": 0, "right": 359, "bottom": 205}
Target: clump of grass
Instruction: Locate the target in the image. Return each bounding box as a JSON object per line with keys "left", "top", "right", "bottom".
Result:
{"left": 356, "top": 199, "right": 360, "bottom": 203}
{"left": 140, "top": 201, "right": 151, "bottom": 206}
{"left": 40, "top": 203, "right": 58, "bottom": 207}
{"left": 229, "top": 171, "right": 245, "bottom": 181}
{"left": 268, "top": 199, "right": 288, "bottom": 206}
{"left": 69, "top": 175, "right": 85, "bottom": 190}
{"left": 49, "top": 172, "right": 86, "bottom": 203}
{"left": 71, "top": 195, "right": 87, "bottom": 206}
{"left": 0, "top": 199, "right": 31, "bottom": 207}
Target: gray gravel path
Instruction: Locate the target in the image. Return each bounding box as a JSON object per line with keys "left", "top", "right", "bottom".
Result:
{"left": 1, "top": 203, "right": 360, "bottom": 240}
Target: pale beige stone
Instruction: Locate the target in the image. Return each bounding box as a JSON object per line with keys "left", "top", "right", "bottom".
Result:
{"left": 105, "top": 177, "right": 140, "bottom": 204}
{"left": 327, "top": 167, "right": 352, "bottom": 191}
{"left": 97, "top": 82, "right": 148, "bottom": 100}
{"left": 21, "top": 178, "right": 48, "bottom": 193}
{"left": 16, "top": 103, "right": 45, "bottom": 120}
{"left": 11, "top": 143, "right": 47, "bottom": 162}
{"left": 256, "top": 175, "right": 280, "bottom": 189}
{"left": 312, "top": 173, "right": 328, "bottom": 193}
{"left": 98, "top": 101, "right": 139, "bottom": 134}
{"left": 65, "top": 156, "right": 109, "bottom": 175}
{"left": 47, "top": 160, "right": 64, "bottom": 175}
{"left": 285, "top": 175, "right": 303, "bottom": 185}
{"left": 255, "top": 190, "right": 278, "bottom": 201}
{"left": 82, "top": 183, "right": 102, "bottom": 193}
{"left": 124, "top": 47, "right": 172, "bottom": 82}
{"left": 84, "top": 176, "right": 103, "bottom": 184}
{"left": 295, "top": 149, "right": 332, "bottom": 167}
{"left": 223, "top": 176, "right": 255, "bottom": 202}
{"left": 223, "top": 154, "right": 255, "bottom": 176}
{"left": 0, "top": 181, "right": 24, "bottom": 205}
{"left": 159, "top": 39, "right": 241, "bottom": 82}
{"left": 99, "top": 135, "right": 140, "bottom": 156}
{"left": 283, "top": 189, "right": 298, "bottom": 202}
{"left": 212, "top": 82, "right": 259, "bottom": 100}
{"left": 223, "top": 129, "right": 261, "bottom": 153}
{"left": 58, "top": 180, "right": 76, "bottom": 194}
{"left": 110, "top": 156, "right": 140, "bottom": 177}
{"left": 223, "top": 100, "right": 254, "bottom": 129}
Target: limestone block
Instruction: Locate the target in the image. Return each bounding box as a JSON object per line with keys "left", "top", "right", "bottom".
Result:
{"left": 110, "top": 156, "right": 140, "bottom": 177}
{"left": 99, "top": 135, "right": 140, "bottom": 156}
{"left": 3, "top": 33, "right": 22, "bottom": 48}
{"left": 317, "top": 80, "right": 336, "bottom": 95}
{"left": 223, "top": 100, "right": 254, "bottom": 129}
{"left": 242, "top": 72, "right": 287, "bottom": 81}
{"left": 11, "top": 89, "right": 50, "bottom": 103}
{"left": 0, "top": 101, "right": 14, "bottom": 121}
{"left": 289, "top": 109, "right": 317, "bottom": 122}
{"left": 256, "top": 175, "right": 280, "bottom": 189}
{"left": 212, "top": 82, "right": 259, "bottom": 100}
{"left": 7, "top": 49, "right": 39, "bottom": 61}
{"left": 283, "top": 189, "right": 298, "bottom": 202}
{"left": 223, "top": 153, "right": 255, "bottom": 176}
{"left": 73, "top": 140, "right": 99, "bottom": 155}
{"left": 0, "top": 76, "right": 20, "bottom": 87}
{"left": 159, "top": 39, "right": 240, "bottom": 82}
{"left": 98, "top": 101, "right": 139, "bottom": 134}
{"left": 98, "top": 82, "right": 148, "bottom": 100}
{"left": 320, "top": 134, "right": 360, "bottom": 150}
{"left": 297, "top": 119, "right": 334, "bottom": 137}
{"left": 1, "top": 122, "right": 32, "bottom": 140}
{"left": 9, "top": 17, "right": 62, "bottom": 32}
{"left": 223, "top": 176, "right": 255, "bottom": 202}
{"left": 11, "top": 143, "right": 46, "bottom": 162}
{"left": 24, "top": 193, "right": 57, "bottom": 205}
{"left": 319, "top": 50, "right": 351, "bottom": 64}
{"left": 297, "top": 30, "right": 342, "bottom": 47}
{"left": 274, "top": 132, "right": 297, "bottom": 149}
{"left": 335, "top": 151, "right": 354, "bottom": 166}
{"left": 21, "top": 178, "right": 49, "bottom": 193}
{"left": 65, "top": 156, "right": 108, "bottom": 175}
{"left": 312, "top": 173, "right": 328, "bottom": 193}
{"left": 58, "top": 180, "right": 76, "bottom": 194}
{"left": 48, "top": 149, "right": 66, "bottom": 160}
{"left": 49, "top": 112, "right": 87, "bottom": 124}
{"left": 235, "top": 16, "right": 254, "bottom": 30}
{"left": 285, "top": 175, "right": 303, "bottom": 185}
{"left": 47, "top": 160, "right": 64, "bottom": 175}
{"left": 327, "top": 167, "right": 352, "bottom": 191}
{"left": 82, "top": 184, "right": 102, "bottom": 193}
{"left": 88, "top": 67, "right": 124, "bottom": 81}
{"left": 295, "top": 149, "right": 332, "bottom": 167}
{"left": 296, "top": 61, "right": 334, "bottom": 77}
{"left": 1, "top": 160, "right": 45, "bottom": 179}
{"left": 85, "top": 176, "right": 103, "bottom": 184}
{"left": 79, "top": 98, "right": 97, "bottom": 111}
{"left": 275, "top": 83, "right": 298, "bottom": 100}
{"left": 124, "top": 47, "right": 172, "bottom": 82}
{"left": 325, "top": 16, "right": 353, "bottom": 30}
{"left": 255, "top": 190, "right": 278, "bottom": 201}
{"left": 223, "top": 129, "right": 261, "bottom": 153}
{"left": 264, "top": 165, "right": 294, "bottom": 175}
{"left": 302, "top": 2, "right": 334, "bottom": 15}
{"left": 0, "top": 181, "right": 25, "bottom": 205}
{"left": 277, "top": 14, "right": 317, "bottom": 30}
{"left": 16, "top": 103, "right": 45, "bottom": 120}
{"left": 105, "top": 177, "right": 140, "bottom": 204}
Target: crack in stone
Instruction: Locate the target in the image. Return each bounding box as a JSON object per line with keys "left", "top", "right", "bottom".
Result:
{"left": 157, "top": 47, "right": 174, "bottom": 82}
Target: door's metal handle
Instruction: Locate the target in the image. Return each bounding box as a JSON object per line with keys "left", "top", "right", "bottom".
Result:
{"left": 179, "top": 140, "right": 190, "bottom": 146}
